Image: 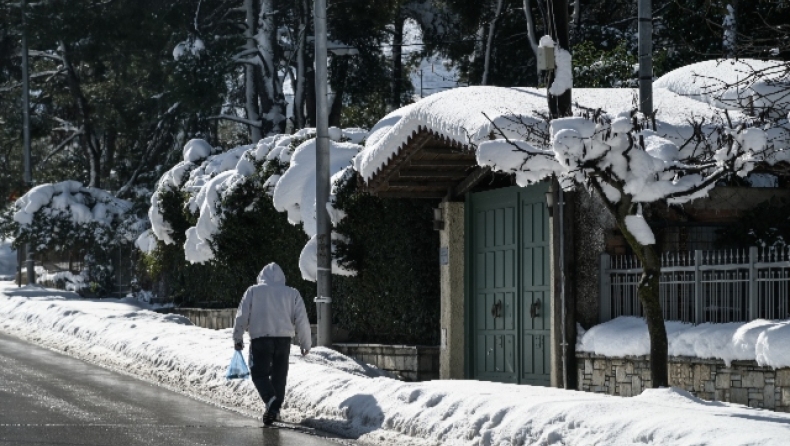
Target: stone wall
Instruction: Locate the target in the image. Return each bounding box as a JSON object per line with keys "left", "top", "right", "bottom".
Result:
{"left": 334, "top": 344, "right": 440, "bottom": 382}
{"left": 573, "top": 191, "right": 614, "bottom": 329}
{"left": 577, "top": 353, "right": 790, "bottom": 412}
{"left": 161, "top": 308, "right": 237, "bottom": 330}
{"left": 160, "top": 309, "right": 440, "bottom": 382}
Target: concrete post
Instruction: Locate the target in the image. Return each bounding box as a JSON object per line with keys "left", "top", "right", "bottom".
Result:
{"left": 439, "top": 202, "right": 465, "bottom": 379}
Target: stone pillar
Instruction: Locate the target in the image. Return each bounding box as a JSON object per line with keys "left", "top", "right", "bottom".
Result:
{"left": 439, "top": 201, "right": 465, "bottom": 379}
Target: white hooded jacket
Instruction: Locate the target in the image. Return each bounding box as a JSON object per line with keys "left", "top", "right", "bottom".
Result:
{"left": 232, "top": 263, "right": 312, "bottom": 350}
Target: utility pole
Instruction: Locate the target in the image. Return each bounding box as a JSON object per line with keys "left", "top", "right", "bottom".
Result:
{"left": 546, "top": 0, "right": 572, "bottom": 118}
{"left": 313, "top": 0, "right": 332, "bottom": 347}
{"left": 638, "top": 0, "right": 654, "bottom": 117}
{"left": 21, "top": 0, "right": 35, "bottom": 285}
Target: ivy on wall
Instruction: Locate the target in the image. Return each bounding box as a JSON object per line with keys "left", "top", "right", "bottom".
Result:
{"left": 333, "top": 180, "right": 441, "bottom": 345}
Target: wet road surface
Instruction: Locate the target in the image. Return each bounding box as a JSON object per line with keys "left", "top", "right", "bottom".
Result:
{"left": 0, "top": 332, "right": 346, "bottom": 446}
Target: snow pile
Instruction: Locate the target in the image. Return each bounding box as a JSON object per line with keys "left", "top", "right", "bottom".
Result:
{"left": 539, "top": 35, "right": 573, "bottom": 96}
{"left": 181, "top": 145, "right": 252, "bottom": 263}
{"left": 173, "top": 37, "right": 205, "bottom": 60}
{"left": 12, "top": 180, "right": 132, "bottom": 228}
{"left": 149, "top": 138, "right": 214, "bottom": 246}
{"left": 36, "top": 268, "right": 86, "bottom": 292}
{"left": 579, "top": 316, "right": 790, "bottom": 368}
{"left": 2, "top": 285, "right": 790, "bottom": 446}
{"left": 655, "top": 59, "right": 790, "bottom": 115}
{"left": 271, "top": 137, "right": 360, "bottom": 281}
{"left": 147, "top": 129, "right": 366, "bottom": 280}
{"left": 0, "top": 238, "right": 15, "bottom": 281}
{"left": 624, "top": 214, "right": 655, "bottom": 245}
{"left": 134, "top": 229, "right": 157, "bottom": 254}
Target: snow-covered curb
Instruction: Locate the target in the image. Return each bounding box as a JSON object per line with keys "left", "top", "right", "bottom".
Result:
{"left": 2, "top": 284, "right": 790, "bottom": 445}
{"left": 578, "top": 317, "right": 790, "bottom": 368}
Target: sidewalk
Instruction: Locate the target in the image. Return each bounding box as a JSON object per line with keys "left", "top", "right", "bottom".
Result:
{"left": 2, "top": 281, "right": 790, "bottom": 445}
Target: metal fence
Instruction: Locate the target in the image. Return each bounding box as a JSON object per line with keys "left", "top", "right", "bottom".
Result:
{"left": 600, "top": 247, "right": 790, "bottom": 324}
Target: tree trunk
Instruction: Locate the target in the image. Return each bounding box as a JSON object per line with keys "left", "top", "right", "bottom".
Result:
{"left": 258, "top": 0, "right": 286, "bottom": 135}
{"left": 546, "top": 0, "right": 572, "bottom": 118}
{"left": 244, "top": 0, "right": 263, "bottom": 142}
{"left": 390, "top": 14, "right": 403, "bottom": 110}
{"left": 523, "top": 0, "right": 539, "bottom": 59}
{"left": 305, "top": 67, "right": 316, "bottom": 126}
{"left": 482, "top": 0, "right": 504, "bottom": 86}
{"left": 639, "top": 245, "right": 668, "bottom": 387}
{"left": 292, "top": 0, "right": 309, "bottom": 129}
{"left": 617, "top": 216, "right": 669, "bottom": 388}
{"left": 59, "top": 41, "right": 102, "bottom": 187}
{"left": 329, "top": 56, "right": 349, "bottom": 127}
{"left": 101, "top": 127, "right": 116, "bottom": 182}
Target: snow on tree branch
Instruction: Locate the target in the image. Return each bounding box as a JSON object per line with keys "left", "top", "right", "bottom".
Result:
{"left": 477, "top": 111, "right": 776, "bottom": 208}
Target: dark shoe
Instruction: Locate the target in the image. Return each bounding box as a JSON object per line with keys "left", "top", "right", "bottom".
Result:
{"left": 263, "top": 411, "right": 278, "bottom": 426}
{"left": 263, "top": 396, "right": 277, "bottom": 425}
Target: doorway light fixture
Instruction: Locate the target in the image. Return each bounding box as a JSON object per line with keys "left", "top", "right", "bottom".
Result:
{"left": 433, "top": 207, "right": 444, "bottom": 231}
{"left": 545, "top": 189, "right": 555, "bottom": 217}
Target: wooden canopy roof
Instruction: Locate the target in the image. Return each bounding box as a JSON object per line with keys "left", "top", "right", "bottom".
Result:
{"left": 361, "top": 126, "right": 491, "bottom": 200}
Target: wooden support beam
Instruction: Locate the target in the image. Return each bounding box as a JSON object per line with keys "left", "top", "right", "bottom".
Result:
{"left": 452, "top": 166, "right": 491, "bottom": 198}
{"left": 376, "top": 190, "right": 446, "bottom": 199}
{"left": 408, "top": 159, "right": 476, "bottom": 168}
{"left": 386, "top": 180, "right": 459, "bottom": 189}
{"left": 419, "top": 147, "right": 472, "bottom": 155}
{"left": 368, "top": 130, "right": 433, "bottom": 190}
{"left": 398, "top": 170, "right": 468, "bottom": 179}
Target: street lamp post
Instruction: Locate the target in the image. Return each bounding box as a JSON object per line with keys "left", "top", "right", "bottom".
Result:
{"left": 314, "top": 0, "right": 332, "bottom": 347}
{"left": 21, "top": 0, "right": 35, "bottom": 285}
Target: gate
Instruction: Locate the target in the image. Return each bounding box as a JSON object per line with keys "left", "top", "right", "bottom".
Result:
{"left": 467, "top": 184, "right": 551, "bottom": 385}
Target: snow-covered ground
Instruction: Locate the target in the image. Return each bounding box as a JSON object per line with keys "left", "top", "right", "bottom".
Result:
{"left": 2, "top": 282, "right": 790, "bottom": 445}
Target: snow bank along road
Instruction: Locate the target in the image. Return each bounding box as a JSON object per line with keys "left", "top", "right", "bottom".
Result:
{"left": 2, "top": 282, "right": 790, "bottom": 445}
{"left": 0, "top": 331, "right": 344, "bottom": 446}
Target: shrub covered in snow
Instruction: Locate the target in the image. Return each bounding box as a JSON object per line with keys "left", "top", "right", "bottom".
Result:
{"left": 0, "top": 181, "right": 143, "bottom": 293}
{"left": 142, "top": 130, "right": 440, "bottom": 343}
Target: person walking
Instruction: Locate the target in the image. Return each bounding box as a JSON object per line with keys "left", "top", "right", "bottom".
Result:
{"left": 233, "top": 262, "right": 311, "bottom": 425}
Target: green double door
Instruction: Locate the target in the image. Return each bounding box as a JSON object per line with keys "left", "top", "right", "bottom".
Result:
{"left": 467, "top": 184, "right": 551, "bottom": 385}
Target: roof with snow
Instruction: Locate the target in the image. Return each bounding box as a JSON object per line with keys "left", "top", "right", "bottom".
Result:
{"left": 654, "top": 58, "right": 790, "bottom": 113}
{"left": 355, "top": 85, "right": 754, "bottom": 199}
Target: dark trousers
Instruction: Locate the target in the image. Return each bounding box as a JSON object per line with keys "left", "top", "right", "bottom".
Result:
{"left": 249, "top": 337, "right": 290, "bottom": 414}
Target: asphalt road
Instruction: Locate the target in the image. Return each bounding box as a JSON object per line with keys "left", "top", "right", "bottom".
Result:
{"left": 0, "top": 332, "right": 345, "bottom": 446}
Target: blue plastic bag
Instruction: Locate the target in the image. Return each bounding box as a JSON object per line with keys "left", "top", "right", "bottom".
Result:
{"left": 225, "top": 351, "right": 250, "bottom": 379}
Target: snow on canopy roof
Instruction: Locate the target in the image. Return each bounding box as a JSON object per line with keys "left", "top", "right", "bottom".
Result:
{"left": 655, "top": 59, "right": 790, "bottom": 112}
{"left": 355, "top": 86, "right": 740, "bottom": 181}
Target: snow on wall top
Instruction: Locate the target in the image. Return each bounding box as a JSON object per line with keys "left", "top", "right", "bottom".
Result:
{"left": 655, "top": 59, "right": 790, "bottom": 113}
{"left": 355, "top": 86, "right": 740, "bottom": 182}
{"left": 578, "top": 316, "right": 790, "bottom": 369}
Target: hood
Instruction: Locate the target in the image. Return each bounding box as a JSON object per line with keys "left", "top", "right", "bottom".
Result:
{"left": 257, "top": 262, "right": 286, "bottom": 286}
